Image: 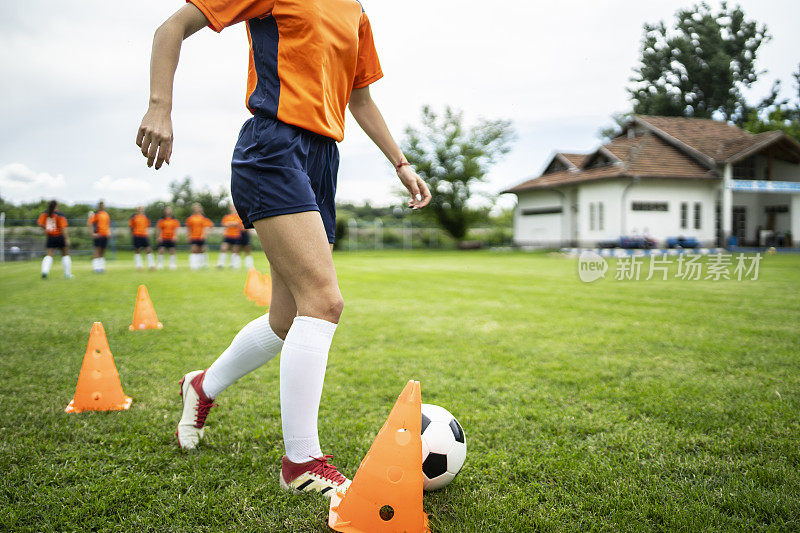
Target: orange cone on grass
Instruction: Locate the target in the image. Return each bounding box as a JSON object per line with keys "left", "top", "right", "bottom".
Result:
{"left": 328, "top": 380, "right": 429, "bottom": 532}
{"left": 129, "top": 284, "right": 162, "bottom": 330}
{"left": 65, "top": 322, "right": 132, "bottom": 413}
{"left": 243, "top": 269, "right": 271, "bottom": 307}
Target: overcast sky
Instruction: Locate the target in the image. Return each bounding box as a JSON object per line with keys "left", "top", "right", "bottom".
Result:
{"left": 1, "top": 0, "right": 798, "bottom": 211}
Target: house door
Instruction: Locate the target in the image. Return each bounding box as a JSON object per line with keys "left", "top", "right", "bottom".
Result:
{"left": 732, "top": 206, "right": 746, "bottom": 245}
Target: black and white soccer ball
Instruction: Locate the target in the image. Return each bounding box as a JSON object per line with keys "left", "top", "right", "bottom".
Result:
{"left": 421, "top": 403, "right": 466, "bottom": 491}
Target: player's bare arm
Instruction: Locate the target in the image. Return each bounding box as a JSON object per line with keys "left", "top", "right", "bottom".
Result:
{"left": 136, "top": 5, "right": 209, "bottom": 170}
{"left": 349, "top": 86, "right": 431, "bottom": 209}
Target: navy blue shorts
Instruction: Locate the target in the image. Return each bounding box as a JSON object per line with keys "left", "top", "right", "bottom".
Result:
{"left": 238, "top": 230, "right": 251, "bottom": 247}
{"left": 94, "top": 236, "right": 108, "bottom": 249}
{"left": 133, "top": 236, "right": 150, "bottom": 249}
{"left": 223, "top": 236, "right": 240, "bottom": 246}
{"left": 46, "top": 235, "right": 66, "bottom": 249}
{"left": 231, "top": 114, "right": 339, "bottom": 243}
{"left": 159, "top": 239, "right": 176, "bottom": 249}
{"left": 190, "top": 239, "right": 206, "bottom": 247}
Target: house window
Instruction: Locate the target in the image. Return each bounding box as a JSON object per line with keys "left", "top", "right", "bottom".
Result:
{"left": 598, "top": 202, "right": 604, "bottom": 231}
{"left": 764, "top": 205, "right": 789, "bottom": 214}
{"left": 521, "top": 206, "right": 563, "bottom": 216}
{"left": 632, "top": 202, "right": 668, "bottom": 211}
{"left": 694, "top": 202, "right": 702, "bottom": 230}
{"left": 589, "top": 203, "right": 596, "bottom": 231}
{"left": 680, "top": 202, "right": 688, "bottom": 229}
{"left": 733, "top": 158, "right": 756, "bottom": 179}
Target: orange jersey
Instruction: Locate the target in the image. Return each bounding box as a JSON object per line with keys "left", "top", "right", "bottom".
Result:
{"left": 38, "top": 212, "right": 68, "bottom": 236}
{"left": 128, "top": 214, "right": 150, "bottom": 237}
{"left": 186, "top": 214, "right": 213, "bottom": 240}
{"left": 157, "top": 217, "right": 181, "bottom": 241}
{"left": 188, "top": 0, "right": 382, "bottom": 142}
{"left": 88, "top": 210, "right": 111, "bottom": 237}
{"left": 221, "top": 213, "right": 243, "bottom": 239}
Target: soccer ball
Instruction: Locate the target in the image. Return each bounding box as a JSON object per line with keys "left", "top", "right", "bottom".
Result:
{"left": 421, "top": 403, "right": 466, "bottom": 490}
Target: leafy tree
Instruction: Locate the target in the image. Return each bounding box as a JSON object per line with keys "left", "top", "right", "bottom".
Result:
{"left": 402, "top": 106, "right": 515, "bottom": 242}
{"left": 628, "top": 2, "right": 770, "bottom": 123}
{"left": 743, "top": 64, "right": 800, "bottom": 142}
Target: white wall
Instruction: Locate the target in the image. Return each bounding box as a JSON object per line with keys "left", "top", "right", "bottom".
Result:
{"left": 512, "top": 190, "right": 564, "bottom": 246}
{"left": 622, "top": 179, "right": 719, "bottom": 247}
{"left": 576, "top": 179, "right": 625, "bottom": 246}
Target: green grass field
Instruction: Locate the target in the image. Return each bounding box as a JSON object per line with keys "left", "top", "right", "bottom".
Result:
{"left": 1, "top": 251, "right": 799, "bottom": 532}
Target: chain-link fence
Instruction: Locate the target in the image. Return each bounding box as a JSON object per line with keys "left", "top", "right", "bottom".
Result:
{"left": 0, "top": 214, "right": 513, "bottom": 261}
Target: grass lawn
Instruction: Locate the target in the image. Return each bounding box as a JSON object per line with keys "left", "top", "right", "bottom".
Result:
{"left": 1, "top": 250, "right": 799, "bottom": 532}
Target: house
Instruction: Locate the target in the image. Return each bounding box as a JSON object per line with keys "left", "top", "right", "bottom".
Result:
{"left": 502, "top": 115, "right": 800, "bottom": 248}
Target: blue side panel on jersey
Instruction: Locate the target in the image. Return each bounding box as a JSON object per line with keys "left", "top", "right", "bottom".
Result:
{"left": 247, "top": 17, "right": 281, "bottom": 117}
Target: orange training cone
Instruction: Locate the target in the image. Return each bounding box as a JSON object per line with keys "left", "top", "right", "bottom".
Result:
{"left": 129, "top": 284, "right": 163, "bottom": 331}
{"left": 328, "top": 380, "right": 429, "bottom": 532}
{"left": 244, "top": 269, "right": 270, "bottom": 307}
{"left": 66, "top": 322, "right": 132, "bottom": 413}
{"left": 243, "top": 269, "right": 260, "bottom": 302}
{"left": 259, "top": 272, "right": 272, "bottom": 308}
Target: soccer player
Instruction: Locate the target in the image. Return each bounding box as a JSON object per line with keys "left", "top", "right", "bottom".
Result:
{"left": 217, "top": 203, "right": 242, "bottom": 269}
{"left": 237, "top": 227, "right": 254, "bottom": 270}
{"left": 156, "top": 206, "right": 181, "bottom": 270}
{"left": 136, "top": 0, "right": 431, "bottom": 495}
{"left": 87, "top": 200, "right": 111, "bottom": 273}
{"left": 129, "top": 206, "right": 155, "bottom": 270}
{"left": 185, "top": 203, "right": 213, "bottom": 270}
{"left": 37, "top": 200, "right": 72, "bottom": 279}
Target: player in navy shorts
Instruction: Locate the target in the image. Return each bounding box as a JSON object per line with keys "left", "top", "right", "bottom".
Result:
{"left": 137, "top": 0, "right": 431, "bottom": 492}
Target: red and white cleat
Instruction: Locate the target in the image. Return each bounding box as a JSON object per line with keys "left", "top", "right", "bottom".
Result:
{"left": 279, "top": 455, "right": 351, "bottom": 497}
{"left": 176, "top": 369, "right": 216, "bottom": 450}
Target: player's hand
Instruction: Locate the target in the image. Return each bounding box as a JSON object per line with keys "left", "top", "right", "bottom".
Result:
{"left": 397, "top": 165, "right": 431, "bottom": 209}
{"left": 136, "top": 104, "right": 173, "bottom": 169}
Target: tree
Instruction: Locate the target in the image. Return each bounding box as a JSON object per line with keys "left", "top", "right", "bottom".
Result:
{"left": 628, "top": 2, "right": 770, "bottom": 124}
{"left": 402, "top": 106, "right": 515, "bottom": 242}
{"left": 743, "top": 64, "right": 800, "bottom": 142}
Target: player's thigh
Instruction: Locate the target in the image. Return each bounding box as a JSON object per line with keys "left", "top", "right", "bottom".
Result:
{"left": 252, "top": 211, "right": 337, "bottom": 299}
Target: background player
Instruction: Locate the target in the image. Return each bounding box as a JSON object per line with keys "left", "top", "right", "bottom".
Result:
{"left": 185, "top": 203, "right": 213, "bottom": 270}
{"left": 129, "top": 206, "right": 155, "bottom": 271}
{"left": 37, "top": 200, "right": 72, "bottom": 279}
{"left": 87, "top": 200, "right": 111, "bottom": 273}
{"left": 137, "top": 0, "right": 430, "bottom": 495}
{"left": 237, "top": 227, "right": 254, "bottom": 270}
{"left": 156, "top": 206, "right": 181, "bottom": 270}
{"left": 217, "top": 203, "right": 242, "bottom": 269}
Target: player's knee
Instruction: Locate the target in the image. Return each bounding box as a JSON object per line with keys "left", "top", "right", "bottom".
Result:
{"left": 309, "top": 290, "right": 343, "bottom": 323}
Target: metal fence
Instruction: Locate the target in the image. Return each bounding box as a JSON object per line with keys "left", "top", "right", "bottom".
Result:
{"left": 0, "top": 213, "right": 513, "bottom": 261}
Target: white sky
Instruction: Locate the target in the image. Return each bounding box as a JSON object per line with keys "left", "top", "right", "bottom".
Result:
{"left": 1, "top": 0, "right": 798, "bottom": 211}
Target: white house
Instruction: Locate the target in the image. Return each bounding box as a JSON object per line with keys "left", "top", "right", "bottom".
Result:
{"left": 502, "top": 116, "right": 800, "bottom": 248}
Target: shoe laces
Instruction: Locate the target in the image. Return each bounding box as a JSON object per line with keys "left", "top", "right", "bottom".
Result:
{"left": 308, "top": 455, "right": 346, "bottom": 484}
{"left": 194, "top": 397, "right": 216, "bottom": 428}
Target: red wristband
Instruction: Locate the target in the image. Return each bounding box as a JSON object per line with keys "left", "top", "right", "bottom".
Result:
{"left": 395, "top": 161, "right": 411, "bottom": 171}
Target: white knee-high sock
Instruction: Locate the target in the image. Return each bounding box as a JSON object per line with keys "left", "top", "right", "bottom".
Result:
{"left": 41, "top": 255, "right": 53, "bottom": 275}
{"left": 157, "top": 254, "right": 164, "bottom": 269}
{"left": 62, "top": 256, "right": 72, "bottom": 277}
{"left": 146, "top": 253, "right": 155, "bottom": 269}
{"left": 244, "top": 255, "right": 254, "bottom": 269}
{"left": 217, "top": 252, "right": 228, "bottom": 267}
{"left": 189, "top": 253, "right": 198, "bottom": 270}
{"left": 135, "top": 253, "right": 143, "bottom": 269}
{"left": 280, "top": 316, "right": 337, "bottom": 463}
{"left": 92, "top": 258, "right": 100, "bottom": 272}
{"left": 202, "top": 314, "right": 284, "bottom": 399}
{"left": 231, "top": 254, "right": 242, "bottom": 269}
{"left": 99, "top": 257, "right": 106, "bottom": 271}
{"left": 169, "top": 254, "right": 177, "bottom": 270}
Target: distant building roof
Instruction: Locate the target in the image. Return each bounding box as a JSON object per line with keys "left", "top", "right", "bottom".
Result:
{"left": 503, "top": 115, "right": 800, "bottom": 194}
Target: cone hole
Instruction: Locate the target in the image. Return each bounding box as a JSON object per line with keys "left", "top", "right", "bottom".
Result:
{"left": 94, "top": 349, "right": 101, "bottom": 357}
{"left": 379, "top": 505, "right": 394, "bottom": 521}
{"left": 92, "top": 392, "right": 102, "bottom": 401}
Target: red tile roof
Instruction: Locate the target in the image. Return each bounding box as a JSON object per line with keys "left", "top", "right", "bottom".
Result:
{"left": 503, "top": 115, "right": 800, "bottom": 194}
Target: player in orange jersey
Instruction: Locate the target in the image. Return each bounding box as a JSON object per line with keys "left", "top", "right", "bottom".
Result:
{"left": 87, "top": 200, "right": 111, "bottom": 273}
{"left": 156, "top": 205, "right": 181, "bottom": 270}
{"left": 129, "top": 206, "right": 155, "bottom": 270}
{"left": 217, "top": 203, "right": 242, "bottom": 269}
{"left": 37, "top": 200, "right": 72, "bottom": 279}
{"left": 137, "top": 0, "right": 431, "bottom": 493}
{"left": 185, "top": 203, "right": 213, "bottom": 270}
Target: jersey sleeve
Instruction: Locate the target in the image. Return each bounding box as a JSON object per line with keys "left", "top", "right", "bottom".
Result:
{"left": 353, "top": 13, "right": 383, "bottom": 89}
{"left": 37, "top": 214, "right": 46, "bottom": 227}
{"left": 128, "top": 217, "right": 134, "bottom": 228}
{"left": 187, "top": 0, "right": 276, "bottom": 33}
{"left": 59, "top": 215, "right": 68, "bottom": 228}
